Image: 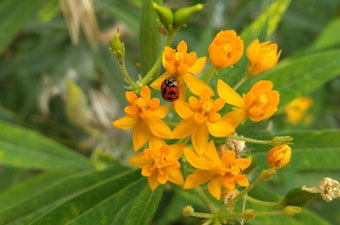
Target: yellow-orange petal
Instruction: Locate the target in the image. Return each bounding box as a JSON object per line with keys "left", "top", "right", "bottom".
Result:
{"left": 183, "top": 147, "right": 214, "bottom": 170}
{"left": 177, "top": 40, "right": 188, "bottom": 52}
{"left": 132, "top": 119, "right": 149, "bottom": 151}
{"left": 236, "top": 158, "right": 252, "bottom": 170}
{"left": 246, "top": 39, "right": 261, "bottom": 63}
{"left": 221, "top": 109, "right": 247, "bottom": 129}
{"left": 140, "top": 85, "right": 151, "bottom": 100}
{"left": 128, "top": 152, "right": 151, "bottom": 168}
{"left": 150, "top": 73, "right": 169, "bottom": 90}
{"left": 173, "top": 100, "right": 193, "bottom": 119}
{"left": 188, "top": 56, "right": 206, "bottom": 74}
{"left": 236, "top": 174, "right": 249, "bottom": 187}
{"left": 148, "top": 117, "right": 173, "bottom": 139}
{"left": 207, "top": 120, "right": 235, "bottom": 137}
{"left": 167, "top": 167, "right": 184, "bottom": 186}
{"left": 173, "top": 118, "right": 195, "bottom": 139}
{"left": 192, "top": 124, "right": 209, "bottom": 155}
{"left": 183, "top": 74, "right": 213, "bottom": 96}
{"left": 217, "top": 79, "right": 244, "bottom": 107}
{"left": 142, "top": 164, "right": 155, "bottom": 177}
{"left": 148, "top": 173, "right": 160, "bottom": 190}
{"left": 148, "top": 136, "right": 166, "bottom": 150}
{"left": 208, "top": 177, "right": 222, "bottom": 200}
{"left": 168, "top": 143, "right": 185, "bottom": 160}
{"left": 112, "top": 116, "right": 137, "bottom": 130}
{"left": 183, "top": 170, "right": 217, "bottom": 189}
{"left": 126, "top": 91, "right": 138, "bottom": 104}
{"left": 152, "top": 105, "right": 170, "bottom": 119}
{"left": 157, "top": 168, "right": 168, "bottom": 184}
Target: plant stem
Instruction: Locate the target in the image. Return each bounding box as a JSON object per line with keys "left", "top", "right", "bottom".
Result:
{"left": 226, "top": 134, "right": 273, "bottom": 145}
{"left": 233, "top": 74, "right": 248, "bottom": 90}
{"left": 119, "top": 59, "right": 139, "bottom": 91}
{"left": 202, "top": 66, "right": 216, "bottom": 84}
{"left": 194, "top": 187, "right": 217, "bottom": 212}
{"left": 246, "top": 195, "right": 282, "bottom": 208}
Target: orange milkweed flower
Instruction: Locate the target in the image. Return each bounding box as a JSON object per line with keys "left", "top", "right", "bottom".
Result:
{"left": 183, "top": 141, "right": 251, "bottom": 200}
{"left": 267, "top": 144, "right": 291, "bottom": 169}
{"left": 129, "top": 139, "right": 185, "bottom": 190}
{"left": 208, "top": 30, "right": 244, "bottom": 69}
{"left": 246, "top": 39, "right": 281, "bottom": 77}
{"left": 173, "top": 89, "right": 235, "bottom": 155}
{"left": 150, "top": 40, "right": 212, "bottom": 100}
{"left": 112, "top": 86, "right": 173, "bottom": 151}
{"left": 217, "top": 79, "right": 280, "bottom": 128}
{"left": 285, "top": 96, "right": 313, "bottom": 125}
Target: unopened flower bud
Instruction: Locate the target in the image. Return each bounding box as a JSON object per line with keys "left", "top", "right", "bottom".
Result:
{"left": 110, "top": 29, "right": 125, "bottom": 60}
{"left": 182, "top": 205, "right": 194, "bottom": 217}
{"left": 267, "top": 144, "right": 291, "bottom": 169}
{"left": 243, "top": 209, "right": 256, "bottom": 220}
{"left": 173, "top": 4, "right": 204, "bottom": 29}
{"left": 152, "top": 2, "right": 173, "bottom": 30}
{"left": 271, "top": 136, "right": 293, "bottom": 146}
{"left": 282, "top": 206, "right": 302, "bottom": 217}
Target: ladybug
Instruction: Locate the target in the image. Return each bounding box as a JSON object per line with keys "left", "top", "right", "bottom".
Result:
{"left": 161, "top": 76, "right": 179, "bottom": 102}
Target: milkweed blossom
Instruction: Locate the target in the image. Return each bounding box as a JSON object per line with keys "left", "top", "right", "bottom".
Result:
{"left": 129, "top": 139, "right": 185, "bottom": 190}
{"left": 183, "top": 141, "right": 251, "bottom": 200}
{"left": 112, "top": 86, "right": 173, "bottom": 151}
{"left": 217, "top": 79, "right": 280, "bottom": 128}
{"left": 208, "top": 30, "right": 244, "bottom": 69}
{"left": 246, "top": 39, "right": 281, "bottom": 77}
{"left": 150, "top": 40, "right": 212, "bottom": 99}
{"left": 173, "top": 89, "right": 235, "bottom": 155}
{"left": 267, "top": 144, "right": 291, "bottom": 169}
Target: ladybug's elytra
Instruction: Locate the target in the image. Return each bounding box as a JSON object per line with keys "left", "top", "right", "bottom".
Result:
{"left": 161, "top": 76, "right": 179, "bottom": 102}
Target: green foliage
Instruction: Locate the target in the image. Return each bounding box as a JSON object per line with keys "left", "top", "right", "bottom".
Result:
{"left": 1, "top": 0, "right": 340, "bottom": 224}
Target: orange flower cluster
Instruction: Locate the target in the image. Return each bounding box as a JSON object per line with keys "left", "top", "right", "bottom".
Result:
{"left": 113, "top": 29, "right": 286, "bottom": 199}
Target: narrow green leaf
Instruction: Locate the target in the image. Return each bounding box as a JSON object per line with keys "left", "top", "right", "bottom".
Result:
{"left": 241, "top": 49, "right": 340, "bottom": 107}
{"left": 241, "top": 0, "right": 291, "bottom": 44}
{"left": 123, "top": 185, "right": 163, "bottom": 225}
{"left": 0, "top": 0, "right": 40, "bottom": 55}
{"left": 0, "top": 121, "right": 92, "bottom": 170}
{"left": 139, "top": 0, "right": 163, "bottom": 75}
{"left": 28, "top": 170, "right": 146, "bottom": 225}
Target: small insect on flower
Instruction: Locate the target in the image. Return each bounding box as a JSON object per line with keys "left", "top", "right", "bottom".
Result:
{"left": 161, "top": 76, "right": 179, "bottom": 102}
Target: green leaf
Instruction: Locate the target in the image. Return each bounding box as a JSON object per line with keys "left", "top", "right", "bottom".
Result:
{"left": 241, "top": 0, "right": 292, "bottom": 44}
{"left": 0, "top": 121, "right": 92, "bottom": 170}
{"left": 241, "top": 49, "right": 340, "bottom": 107}
{"left": 309, "top": 16, "right": 340, "bottom": 52}
{"left": 139, "top": 0, "right": 163, "bottom": 75}
{"left": 26, "top": 169, "right": 160, "bottom": 225}
{"left": 0, "top": 0, "right": 40, "bottom": 55}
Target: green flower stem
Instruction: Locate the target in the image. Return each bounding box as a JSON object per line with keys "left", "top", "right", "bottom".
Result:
{"left": 226, "top": 134, "right": 273, "bottom": 145}
{"left": 246, "top": 195, "right": 282, "bottom": 208}
{"left": 201, "top": 66, "right": 216, "bottom": 84}
{"left": 217, "top": 168, "right": 276, "bottom": 214}
{"left": 233, "top": 74, "right": 249, "bottom": 90}
{"left": 140, "top": 29, "right": 177, "bottom": 86}
{"left": 191, "top": 211, "right": 214, "bottom": 219}
{"left": 255, "top": 210, "right": 284, "bottom": 217}
{"left": 194, "top": 187, "right": 217, "bottom": 212}
{"left": 119, "top": 59, "right": 139, "bottom": 91}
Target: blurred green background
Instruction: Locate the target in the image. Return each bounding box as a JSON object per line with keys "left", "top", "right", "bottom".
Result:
{"left": 1, "top": 0, "right": 340, "bottom": 224}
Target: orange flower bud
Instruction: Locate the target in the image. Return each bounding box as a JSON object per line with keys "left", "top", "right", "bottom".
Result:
{"left": 244, "top": 80, "right": 279, "bottom": 122}
{"left": 246, "top": 39, "right": 281, "bottom": 77}
{"left": 208, "top": 30, "right": 244, "bottom": 69}
{"left": 267, "top": 144, "right": 291, "bottom": 169}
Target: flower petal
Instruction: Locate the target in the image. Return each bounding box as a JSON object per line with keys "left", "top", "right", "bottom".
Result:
{"left": 112, "top": 116, "right": 137, "bottom": 130}
{"left": 172, "top": 100, "right": 193, "bottom": 119}
{"left": 183, "top": 74, "right": 213, "bottom": 96}
{"left": 173, "top": 118, "right": 195, "bottom": 139}
{"left": 183, "top": 147, "right": 214, "bottom": 170}
{"left": 217, "top": 79, "right": 244, "bottom": 107}
{"left": 132, "top": 119, "right": 149, "bottom": 151}
{"left": 183, "top": 170, "right": 217, "bottom": 189}
{"left": 207, "top": 120, "right": 235, "bottom": 137}
{"left": 192, "top": 123, "right": 209, "bottom": 155}
{"left": 128, "top": 152, "right": 151, "bottom": 168}
{"left": 167, "top": 167, "right": 184, "bottom": 186}
{"left": 221, "top": 109, "right": 247, "bottom": 129}
{"left": 148, "top": 173, "right": 160, "bottom": 190}
{"left": 148, "top": 117, "right": 173, "bottom": 139}
{"left": 207, "top": 177, "right": 222, "bottom": 200}
{"left": 150, "top": 73, "right": 169, "bottom": 90}
{"left": 188, "top": 56, "right": 206, "bottom": 74}
{"left": 168, "top": 143, "right": 185, "bottom": 159}
{"left": 236, "top": 174, "right": 249, "bottom": 187}
{"left": 152, "top": 106, "right": 170, "bottom": 119}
